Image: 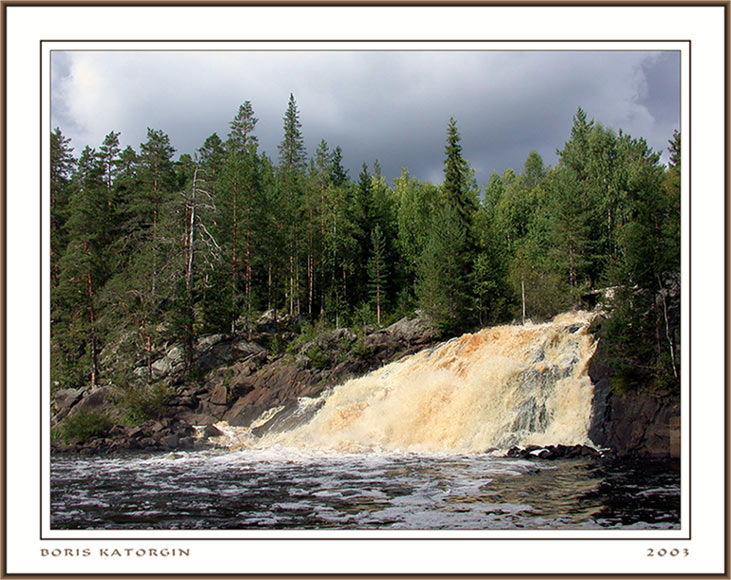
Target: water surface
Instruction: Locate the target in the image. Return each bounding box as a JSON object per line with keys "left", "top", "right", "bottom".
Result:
{"left": 51, "top": 450, "right": 679, "bottom": 530}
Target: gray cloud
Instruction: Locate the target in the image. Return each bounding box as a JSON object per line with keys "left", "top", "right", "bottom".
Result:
{"left": 51, "top": 49, "right": 679, "bottom": 185}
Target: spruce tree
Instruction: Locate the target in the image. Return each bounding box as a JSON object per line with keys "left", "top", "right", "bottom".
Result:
{"left": 416, "top": 205, "right": 467, "bottom": 333}
{"left": 443, "top": 117, "right": 478, "bottom": 250}
{"left": 277, "top": 94, "right": 307, "bottom": 316}
{"left": 416, "top": 118, "right": 479, "bottom": 331}
{"left": 50, "top": 128, "right": 75, "bottom": 287}
{"left": 367, "top": 223, "right": 389, "bottom": 325}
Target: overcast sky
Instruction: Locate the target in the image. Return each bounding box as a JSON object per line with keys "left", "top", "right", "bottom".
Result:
{"left": 51, "top": 50, "right": 680, "bottom": 185}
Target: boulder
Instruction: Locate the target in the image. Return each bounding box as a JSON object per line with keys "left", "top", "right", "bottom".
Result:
{"left": 210, "top": 384, "right": 228, "bottom": 406}
{"left": 383, "top": 311, "right": 439, "bottom": 344}
{"left": 69, "top": 386, "right": 115, "bottom": 415}
{"left": 161, "top": 434, "right": 179, "bottom": 449}
{"left": 53, "top": 388, "right": 84, "bottom": 416}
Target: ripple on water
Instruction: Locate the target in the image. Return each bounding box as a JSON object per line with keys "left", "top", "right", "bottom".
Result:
{"left": 51, "top": 451, "right": 680, "bottom": 530}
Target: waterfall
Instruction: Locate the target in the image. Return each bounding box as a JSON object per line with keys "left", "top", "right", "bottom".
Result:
{"left": 218, "top": 311, "right": 600, "bottom": 454}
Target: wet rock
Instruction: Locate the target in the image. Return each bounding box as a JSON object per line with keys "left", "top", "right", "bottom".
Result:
{"left": 201, "top": 424, "right": 225, "bottom": 438}
{"left": 506, "top": 444, "right": 601, "bottom": 460}
{"left": 161, "top": 434, "right": 179, "bottom": 449}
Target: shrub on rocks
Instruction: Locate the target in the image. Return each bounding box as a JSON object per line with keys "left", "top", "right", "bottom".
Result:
{"left": 58, "top": 410, "right": 113, "bottom": 444}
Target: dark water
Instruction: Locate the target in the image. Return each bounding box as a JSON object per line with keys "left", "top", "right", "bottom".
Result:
{"left": 50, "top": 449, "right": 680, "bottom": 530}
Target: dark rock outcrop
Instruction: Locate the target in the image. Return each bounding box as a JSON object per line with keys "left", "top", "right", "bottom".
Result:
{"left": 52, "top": 309, "right": 681, "bottom": 459}
{"left": 52, "top": 312, "right": 442, "bottom": 454}
{"left": 589, "top": 340, "right": 680, "bottom": 458}
{"left": 506, "top": 444, "right": 602, "bottom": 460}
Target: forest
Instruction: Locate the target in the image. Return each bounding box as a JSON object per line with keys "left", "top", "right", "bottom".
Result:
{"left": 50, "top": 94, "right": 681, "bottom": 407}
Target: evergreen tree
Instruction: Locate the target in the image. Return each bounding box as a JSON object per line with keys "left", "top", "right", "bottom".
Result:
{"left": 367, "top": 223, "right": 389, "bottom": 325}
{"left": 304, "top": 139, "right": 332, "bottom": 317}
{"left": 112, "top": 128, "right": 177, "bottom": 379}
{"left": 50, "top": 128, "right": 75, "bottom": 287}
{"left": 329, "top": 145, "right": 348, "bottom": 187}
{"left": 443, "top": 117, "right": 478, "bottom": 250}
{"left": 198, "top": 133, "right": 226, "bottom": 180}
{"left": 215, "top": 103, "right": 264, "bottom": 335}
{"left": 416, "top": 205, "right": 467, "bottom": 333}
{"left": 53, "top": 145, "right": 109, "bottom": 390}
{"left": 98, "top": 131, "right": 121, "bottom": 197}
{"left": 277, "top": 94, "right": 307, "bottom": 317}
{"left": 227, "top": 101, "right": 259, "bottom": 150}
{"left": 416, "top": 118, "right": 479, "bottom": 330}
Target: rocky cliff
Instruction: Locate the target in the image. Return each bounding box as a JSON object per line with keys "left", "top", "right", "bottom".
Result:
{"left": 52, "top": 311, "right": 680, "bottom": 458}
{"left": 52, "top": 312, "right": 441, "bottom": 454}
{"left": 588, "top": 339, "right": 680, "bottom": 458}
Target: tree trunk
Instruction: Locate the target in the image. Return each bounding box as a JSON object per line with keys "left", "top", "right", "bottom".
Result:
{"left": 657, "top": 273, "right": 678, "bottom": 379}
{"left": 231, "top": 191, "right": 238, "bottom": 335}
{"left": 245, "top": 228, "right": 252, "bottom": 341}
{"left": 185, "top": 167, "right": 197, "bottom": 293}
{"left": 86, "top": 270, "right": 98, "bottom": 390}
{"left": 521, "top": 278, "right": 526, "bottom": 324}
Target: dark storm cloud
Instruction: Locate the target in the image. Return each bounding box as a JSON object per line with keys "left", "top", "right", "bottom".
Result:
{"left": 51, "top": 49, "right": 680, "bottom": 186}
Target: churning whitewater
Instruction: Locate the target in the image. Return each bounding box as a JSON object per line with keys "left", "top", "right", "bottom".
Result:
{"left": 214, "top": 311, "right": 599, "bottom": 454}
{"left": 51, "top": 311, "right": 681, "bottom": 531}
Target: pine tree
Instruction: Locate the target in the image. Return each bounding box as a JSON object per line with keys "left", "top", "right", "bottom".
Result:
{"left": 227, "top": 101, "right": 258, "bottom": 150}
{"left": 304, "top": 139, "right": 331, "bottom": 317}
{"left": 198, "top": 133, "right": 226, "bottom": 179}
{"left": 115, "top": 128, "right": 177, "bottom": 379}
{"left": 98, "top": 131, "right": 121, "bottom": 197}
{"left": 216, "top": 103, "right": 264, "bottom": 335}
{"left": 54, "top": 145, "right": 110, "bottom": 390}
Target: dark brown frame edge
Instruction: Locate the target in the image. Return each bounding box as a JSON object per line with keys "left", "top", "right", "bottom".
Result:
{"left": 0, "top": 0, "right": 723, "bottom": 577}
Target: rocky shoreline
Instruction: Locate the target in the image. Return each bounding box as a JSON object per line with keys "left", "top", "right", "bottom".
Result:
{"left": 52, "top": 311, "right": 680, "bottom": 459}
{"left": 52, "top": 312, "right": 441, "bottom": 455}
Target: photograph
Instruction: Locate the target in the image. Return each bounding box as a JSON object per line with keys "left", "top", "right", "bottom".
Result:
{"left": 3, "top": 3, "right": 726, "bottom": 576}
{"left": 48, "top": 48, "right": 683, "bottom": 532}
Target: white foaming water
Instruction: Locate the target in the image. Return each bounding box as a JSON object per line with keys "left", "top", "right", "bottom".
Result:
{"left": 216, "top": 311, "right": 600, "bottom": 455}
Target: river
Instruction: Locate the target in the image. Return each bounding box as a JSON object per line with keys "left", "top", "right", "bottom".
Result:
{"left": 52, "top": 312, "right": 680, "bottom": 530}
{"left": 51, "top": 450, "right": 679, "bottom": 530}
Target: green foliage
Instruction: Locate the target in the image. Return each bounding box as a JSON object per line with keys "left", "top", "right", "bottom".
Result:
{"left": 304, "top": 344, "right": 329, "bottom": 370}
{"left": 115, "top": 382, "right": 170, "bottom": 425}
{"left": 348, "top": 335, "right": 374, "bottom": 361}
{"left": 286, "top": 319, "right": 327, "bottom": 355}
{"left": 58, "top": 410, "right": 112, "bottom": 443}
{"left": 49, "top": 104, "right": 680, "bottom": 402}
{"left": 367, "top": 224, "right": 389, "bottom": 325}
{"left": 416, "top": 204, "right": 469, "bottom": 333}
{"left": 258, "top": 333, "right": 288, "bottom": 356}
